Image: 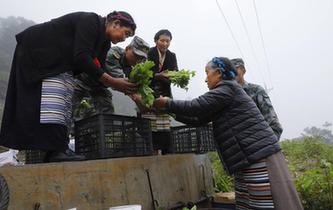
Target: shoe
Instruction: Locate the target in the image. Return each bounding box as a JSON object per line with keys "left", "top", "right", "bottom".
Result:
{"left": 44, "top": 149, "right": 86, "bottom": 163}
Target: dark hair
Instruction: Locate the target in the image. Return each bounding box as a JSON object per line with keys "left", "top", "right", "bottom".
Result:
{"left": 154, "top": 29, "right": 172, "bottom": 42}
{"left": 106, "top": 11, "right": 136, "bottom": 33}
{"left": 208, "top": 57, "right": 237, "bottom": 80}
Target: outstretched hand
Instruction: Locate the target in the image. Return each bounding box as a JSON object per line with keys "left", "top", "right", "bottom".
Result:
{"left": 129, "top": 93, "right": 153, "bottom": 114}
{"left": 100, "top": 73, "right": 138, "bottom": 94}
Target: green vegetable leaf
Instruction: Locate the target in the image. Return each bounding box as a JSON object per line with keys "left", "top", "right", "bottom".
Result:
{"left": 129, "top": 61, "right": 155, "bottom": 107}
{"left": 166, "top": 69, "right": 196, "bottom": 91}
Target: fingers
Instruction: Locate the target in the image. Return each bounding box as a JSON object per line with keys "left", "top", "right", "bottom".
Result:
{"left": 126, "top": 87, "right": 137, "bottom": 95}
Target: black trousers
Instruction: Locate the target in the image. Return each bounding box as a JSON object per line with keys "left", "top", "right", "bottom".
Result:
{"left": 152, "top": 131, "right": 171, "bottom": 154}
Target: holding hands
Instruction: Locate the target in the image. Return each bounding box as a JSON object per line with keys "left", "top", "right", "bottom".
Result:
{"left": 128, "top": 94, "right": 170, "bottom": 113}
{"left": 129, "top": 93, "right": 151, "bottom": 113}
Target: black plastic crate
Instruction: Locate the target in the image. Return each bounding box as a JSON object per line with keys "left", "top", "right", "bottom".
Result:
{"left": 74, "top": 114, "right": 153, "bottom": 159}
{"left": 170, "top": 124, "right": 215, "bottom": 154}
{"left": 25, "top": 150, "right": 46, "bottom": 164}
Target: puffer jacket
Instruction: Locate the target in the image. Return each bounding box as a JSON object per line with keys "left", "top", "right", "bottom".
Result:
{"left": 167, "top": 80, "right": 281, "bottom": 174}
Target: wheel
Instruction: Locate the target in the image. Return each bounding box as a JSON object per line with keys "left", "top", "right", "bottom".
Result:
{"left": 0, "top": 174, "right": 9, "bottom": 210}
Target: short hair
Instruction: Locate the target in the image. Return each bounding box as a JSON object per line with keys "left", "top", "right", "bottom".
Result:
{"left": 106, "top": 11, "right": 136, "bottom": 33}
{"left": 154, "top": 29, "right": 172, "bottom": 42}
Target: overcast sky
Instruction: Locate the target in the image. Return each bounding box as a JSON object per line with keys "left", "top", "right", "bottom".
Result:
{"left": 1, "top": 0, "right": 332, "bottom": 139}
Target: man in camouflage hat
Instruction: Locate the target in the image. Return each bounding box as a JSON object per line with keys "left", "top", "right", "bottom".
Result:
{"left": 73, "top": 36, "right": 150, "bottom": 119}
{"left": 231, "top": 58, "right": 283, "bottom": 139}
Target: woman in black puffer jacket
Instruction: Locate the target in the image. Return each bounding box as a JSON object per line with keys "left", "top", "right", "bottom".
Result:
{"left": 153, "top": 57, "right": 303, "bottom": 210}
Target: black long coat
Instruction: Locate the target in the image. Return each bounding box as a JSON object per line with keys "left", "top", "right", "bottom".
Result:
{"left": 0, "top": 12, "right": 111, "bottom": 150}
{"left": 15, "top": 12, "right": 110, "bottom": 83}
{"left": 148, "top": 46, "right": 178, "bottom": 98}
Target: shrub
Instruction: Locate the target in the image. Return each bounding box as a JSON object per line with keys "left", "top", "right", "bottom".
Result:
{"left": 208, "top": 152, "right": 234, "bottom": 192}
{"left": 281, "top": 137, "right": 333, "bottom": 210}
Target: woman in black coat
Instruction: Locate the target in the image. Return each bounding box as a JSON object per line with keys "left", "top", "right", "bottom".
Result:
{"left": 145, "top": 29, "right": 178, "bottom": 154}
{"left": 148, "top": 29, "right": 178, "bottom": 98}
{"left": 153, "top": 57, "right": 303, "bottom": 210}
{"left": 0, "top": 11, "right": 138, "bottom": 162}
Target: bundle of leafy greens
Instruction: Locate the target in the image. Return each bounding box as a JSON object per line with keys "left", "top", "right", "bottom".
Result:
{"left": 129, "top": 61, "right": 155, "bottom": 107}
{"left": 166, "top": 69, "right": 196, "bottom": 91}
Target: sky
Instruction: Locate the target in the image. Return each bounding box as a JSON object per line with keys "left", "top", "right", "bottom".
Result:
{"left": 1, "top": 0, "right": 332, "bottom": 139}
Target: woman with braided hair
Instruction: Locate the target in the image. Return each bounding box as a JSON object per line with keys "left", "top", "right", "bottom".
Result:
{"left": 0, "top": 11, "right": 138, "bottom": 162}
{"left": 153, "top": 57, "right": 303, "bottom": 210}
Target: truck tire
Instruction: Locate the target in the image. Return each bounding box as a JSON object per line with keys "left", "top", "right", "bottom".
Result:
{"left": 0, "top": 174, "right": 9, "bottom": 210}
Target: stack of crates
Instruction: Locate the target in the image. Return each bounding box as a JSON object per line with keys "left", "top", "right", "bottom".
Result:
{"left": 25, "top": 150, "right": 46, "bottom": 164}
{"left": 170, "top": 124, "right": 215, "bottom": 154}
{"left": 74, "top": 114, "right": 153, "bottom": 159}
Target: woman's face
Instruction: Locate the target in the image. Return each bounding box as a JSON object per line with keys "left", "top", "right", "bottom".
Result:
{"left": 155, "top": 34, "right": 171, "bottom": 53}
{"left": 106, "top": 21, "right": 133, "bottom": 44}
{"left": 205, "top": 65, "right": 222, "bottom": 90}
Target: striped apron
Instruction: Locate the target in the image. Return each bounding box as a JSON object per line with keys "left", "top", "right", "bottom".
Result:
{"left": 235, "top": 160, "right": 275, "bottom": 209}
{"left": 40, "top": 72, "right": 75, "bottom": 129}
{"left": 141, "top": 112, "right": 171, "bottom": 132}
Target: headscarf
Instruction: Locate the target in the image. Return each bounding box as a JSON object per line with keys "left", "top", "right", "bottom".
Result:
{"left": 211, "top": 57, "right": 237, "bottom": 80}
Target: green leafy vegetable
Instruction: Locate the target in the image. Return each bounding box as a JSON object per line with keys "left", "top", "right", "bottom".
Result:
{"left": 166, "top": 69, "right": 196, "bottom": 91}
{"left": 182, "top": 205, "right": 197, "bottom": 210}
{"left": 129, "top": 61, "right": 155, "bottom": 107}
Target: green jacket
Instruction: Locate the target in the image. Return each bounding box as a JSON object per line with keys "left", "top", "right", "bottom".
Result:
{"left": 105, "top": 46, "right": 131, "bottom": 78}
{"left": 243, "top": 82, "right": 283, "bottom": 139}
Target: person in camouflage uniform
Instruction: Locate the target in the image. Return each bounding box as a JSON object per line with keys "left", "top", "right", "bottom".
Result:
{"left": 231, "top": 58, "right": 283, "bottom": 139}
{"left": 73, "top": 36, "right": 150, "bottom": 120}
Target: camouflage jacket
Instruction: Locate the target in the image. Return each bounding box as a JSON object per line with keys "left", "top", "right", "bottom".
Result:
{"left": 243, "top": 82, "right": 283, "bottom": 139}
{"left": 77, "top": 46, "right": 131, "bottom": 87}
{"left": 105, "top": 46, "right": 131, "bottom": 78}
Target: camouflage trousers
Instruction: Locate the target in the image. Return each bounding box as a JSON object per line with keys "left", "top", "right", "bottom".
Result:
{"left": 72, "top": 79, "right": 115, "bottom": 121}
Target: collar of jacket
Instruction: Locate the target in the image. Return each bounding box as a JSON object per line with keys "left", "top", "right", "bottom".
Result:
{"left": 120, "top": 54, "right": 131, "bottom": 70}
{"left": 152, "top": 46, "right": 171, "bottom": 56}
{"left": 214, "top": 80, "right": 238, "bottom": 88}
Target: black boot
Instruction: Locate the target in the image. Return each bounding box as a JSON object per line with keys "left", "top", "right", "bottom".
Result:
{"left": 44, "top": 149, "right": 86, "bottom": 163}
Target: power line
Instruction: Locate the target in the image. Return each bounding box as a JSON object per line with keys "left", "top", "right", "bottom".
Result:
{"left": 215, "top": 0, "right": 245, "bottom": 59}
{"left": 253, "top": 0, "right": 273, "bottom": 89}
{"left": 234, "top": 0, "right": 266, "bottom": 84}
{"left": 215, "top": 0, "right": 258, "bottom": 83}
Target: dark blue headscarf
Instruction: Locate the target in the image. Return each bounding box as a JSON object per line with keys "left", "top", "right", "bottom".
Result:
{"left": 211, "top": 57, "right": 237, "bottom": 80}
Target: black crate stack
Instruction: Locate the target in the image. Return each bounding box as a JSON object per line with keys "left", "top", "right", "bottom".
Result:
{"left": 170, "top": 124, "right": 216, "bottom": 154}
{"left": 74, "top": 114, "right": 153, "bottom": 159}
{"left": 25, "top": 150, "right": 46, "bottom": 164}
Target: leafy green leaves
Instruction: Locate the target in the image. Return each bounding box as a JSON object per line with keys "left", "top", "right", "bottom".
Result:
{"left": 166, "top": 69, "right": 196, "bottom": 91}
{"left": 182, "top": 205, "right": 197, "bottom": 210}
{"left": 129, "top": 63, "right": 195, "bottom": 106}
{"left": 129, "top": 61, "right": 155, "bottom": 107}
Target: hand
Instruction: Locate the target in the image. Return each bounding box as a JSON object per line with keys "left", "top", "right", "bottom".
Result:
{"left": 154, "top": 72, "right": 170, "bottom": 83}
{"left": 129, "top": 93, "right": 153, "bottom": 113}
{"left": 153, "top": 96, "right": 170, "bottom": 109}
{"left": 129, "top": 93, "right": 142, "bottom": 102}
{"left": 100, "top": 73, "right": 138, "bottom": 94}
